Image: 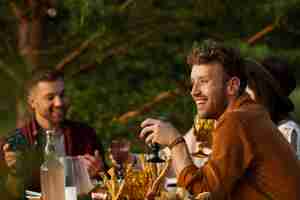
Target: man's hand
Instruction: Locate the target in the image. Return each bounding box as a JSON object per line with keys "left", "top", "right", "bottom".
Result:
{"left": 140, "top": 118, "right": 194, "bottom": 176}
{"left": 3, "top": 144, "right": 17, "bottom": 169}
{"left": 80, "top": 150, "right": 104, "bottom": 178}
{"left": 140, "top": 118, "right": 181, "bottom": 146}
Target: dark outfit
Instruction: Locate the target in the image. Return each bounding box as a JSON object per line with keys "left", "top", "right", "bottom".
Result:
{"left": 0, "top": 119, "right": 107, "bottom": 199}
{"left": 177, "top": 94, "right": 300, "bottom": 200}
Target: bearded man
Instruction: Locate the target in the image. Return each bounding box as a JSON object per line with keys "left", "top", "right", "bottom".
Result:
{"left": 140, "top": 41, "right": 300, "bottom": 200}
{"left": 0, "top": 69, "right": 107, "bottom": 199}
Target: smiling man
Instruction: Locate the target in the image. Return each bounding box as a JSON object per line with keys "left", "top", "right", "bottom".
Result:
{"left": 0, "top": 69, "right": 107, "bottom": 199}
{"left": 140, "top": 41, "right": 300, "bottom": 200}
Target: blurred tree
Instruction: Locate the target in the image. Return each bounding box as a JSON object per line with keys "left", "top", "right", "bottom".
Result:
{"left": 0, "top": 0, "right": 58, "bottom": 127}
{"left": 0, "top": 0, "right": 300, "bottom": 149}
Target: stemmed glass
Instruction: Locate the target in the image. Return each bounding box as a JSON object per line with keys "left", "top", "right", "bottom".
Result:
{"left": 108, "top": 139, "right": 131, "bottom": 180}
{"left": 191, "top": 115, "right": 214, "bottom": 158}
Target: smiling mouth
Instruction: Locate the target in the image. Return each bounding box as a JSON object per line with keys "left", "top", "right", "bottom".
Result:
{"left": 194, "top": 98, "right": 207, "bottom": 105}
{"left": 196, "top": 103, "right": 206, "bottom": 109}
{"left": 51, "top": 110, "right": 64, "bottom": 117}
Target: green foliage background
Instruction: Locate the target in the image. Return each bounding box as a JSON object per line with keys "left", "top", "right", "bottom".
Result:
{"left": 1, "top": 0, "right": 300, "bottom": 152}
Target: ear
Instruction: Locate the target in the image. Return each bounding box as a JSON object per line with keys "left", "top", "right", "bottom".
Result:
{"left": 226, "top": 77, "right": 241, "bottom": 96}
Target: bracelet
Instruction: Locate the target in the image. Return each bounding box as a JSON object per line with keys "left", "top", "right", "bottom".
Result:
{"left": 168, "top": 136, "right": 185, "bottom": 150}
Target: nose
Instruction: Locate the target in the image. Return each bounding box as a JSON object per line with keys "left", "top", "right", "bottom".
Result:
{"left": 190, "top": 81, "right": 201, "bottom": 97}
{"left": 54, "top": 96, "right": 64, "bottom": 107}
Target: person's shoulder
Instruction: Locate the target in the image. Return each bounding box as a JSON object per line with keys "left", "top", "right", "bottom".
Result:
{"left": 64, "top": 119, "right": 92, "bottom": 127}
{"left": 64, "top": 120, "right": 95, "bottom": 132}
{"left": 225, "top": 103, "right": 268, "bottom": 124}
{"left": 279, "top": 119, "right": 299, "bottom": 127}
{"left": 278, "top": 120, "right": 300, "bottom": 134}
{"left": 216, "top": 107, "right": 258, "bottom": 134}
{"left": 3, "top": 128, "right": 27, "bottom": 151}
{"left": 5, "top": 128, "right": 23, "bottom": 139}
{"left": 0, "top": 129, "right": 17, "bottom": 146}
{"left": 221, "top": 109, "right": 247, "bottom": 125}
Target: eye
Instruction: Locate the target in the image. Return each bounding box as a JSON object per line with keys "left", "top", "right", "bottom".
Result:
{"left": 46, "top": 95, "right": 55, "bottom": 101}
{"left": 199, "top": 79, "right": 208, "bottom": 85}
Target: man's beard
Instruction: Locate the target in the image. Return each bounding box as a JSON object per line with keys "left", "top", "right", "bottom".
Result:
{"left": 197, "top": 94, "right": 228, "bottom": 120}
{"left": 48, "top": 108, "right": 65, "bottom": 127}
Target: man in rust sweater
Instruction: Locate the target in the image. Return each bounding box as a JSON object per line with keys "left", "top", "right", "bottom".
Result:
{"left": 0, "top": 69, "right": 107, "bottom": 199}
{"left": 140, "top": 40, "right": 300, "bottom": 200}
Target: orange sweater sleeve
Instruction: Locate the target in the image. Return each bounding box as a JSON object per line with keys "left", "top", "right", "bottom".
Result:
{"left": 177, "top": 112, "right": 254, "bottom": 198}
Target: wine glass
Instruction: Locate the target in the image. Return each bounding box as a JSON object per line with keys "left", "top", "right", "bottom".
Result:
{"left": 108, "top": 139, "right": 131, "bottom": 180}
{"left": 191, "top": 115, "right": 214, "bottom": 158}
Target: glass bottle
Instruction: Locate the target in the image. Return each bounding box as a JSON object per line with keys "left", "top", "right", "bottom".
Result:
{"left": 40, "top": 130, "right": 65, "bottom": 200}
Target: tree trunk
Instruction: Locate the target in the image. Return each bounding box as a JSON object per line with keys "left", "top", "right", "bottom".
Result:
{"left": 10, "top": 0, "right": 48, "bottom": 127}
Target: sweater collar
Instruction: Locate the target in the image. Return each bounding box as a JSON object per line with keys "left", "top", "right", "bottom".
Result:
{"left": 216, "top": 93, "right": 255, "bottom": 128}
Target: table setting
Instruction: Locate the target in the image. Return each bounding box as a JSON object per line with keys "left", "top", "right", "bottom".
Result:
{"left": 25, "top": 116, "right": 215, "bottom": 200}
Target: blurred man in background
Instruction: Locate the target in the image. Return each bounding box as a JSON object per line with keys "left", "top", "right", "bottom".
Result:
{"left": 0, "top": 69, "right": 107, "bottom": 199}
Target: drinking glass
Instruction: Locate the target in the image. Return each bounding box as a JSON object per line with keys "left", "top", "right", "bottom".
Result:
{"left": 108, "top": 139, "right": 131, "bottom": 180}
{"left": 192, "top": 116, "right": 214, "bottom": 158}
{"left": 63, "top": 156, "right": 77, "bottom": 200}
{"left": 61, "top": 156, "right": 94, "bottom": 197}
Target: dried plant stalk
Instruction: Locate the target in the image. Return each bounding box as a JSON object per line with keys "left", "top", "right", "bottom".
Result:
{"left": 101, "top": 154, "right": 172, "bottom": 200}
{"left": 146, "top": 158, "right": 172, "bottom": 199}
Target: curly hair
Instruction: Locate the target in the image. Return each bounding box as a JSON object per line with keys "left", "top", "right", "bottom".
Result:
{"left": 187, "top": 40, "right": 247, "bottom": 94}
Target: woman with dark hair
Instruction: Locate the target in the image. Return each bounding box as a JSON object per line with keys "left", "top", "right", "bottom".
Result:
{"left": 245, "top": 57, "right": 300, "bottom": 159}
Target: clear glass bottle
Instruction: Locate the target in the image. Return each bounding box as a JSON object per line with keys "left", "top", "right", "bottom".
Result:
{"left": 40, "top": 130, "right": 65, "bottom": 200}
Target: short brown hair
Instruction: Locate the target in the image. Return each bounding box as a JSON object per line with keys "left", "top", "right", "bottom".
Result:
{"left": 187, "top": 40, "right": 247, "bottom": 94}
{"left": 25, "top": 69, "right": 64, "bottom": 98}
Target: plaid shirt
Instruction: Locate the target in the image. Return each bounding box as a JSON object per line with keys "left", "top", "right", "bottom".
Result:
{"left": 0, "top": 118, "right": 107, "bottom": 194}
